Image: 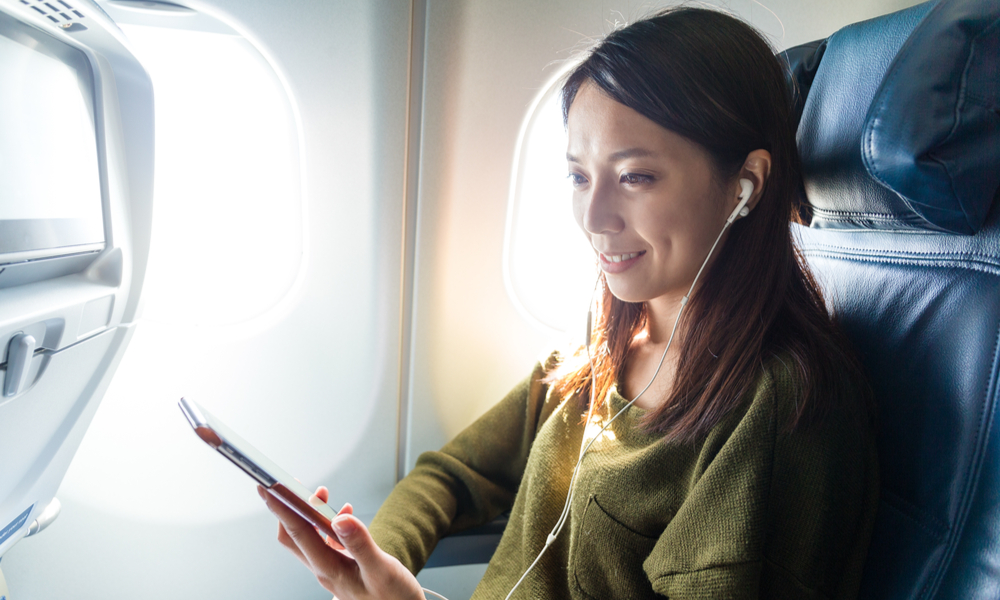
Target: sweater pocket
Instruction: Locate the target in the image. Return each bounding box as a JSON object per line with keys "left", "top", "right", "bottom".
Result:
{"left": 573, "top": 494, "right": 660, "bottom": 599}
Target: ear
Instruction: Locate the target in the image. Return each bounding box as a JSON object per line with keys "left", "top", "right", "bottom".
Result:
{"left": 731, "top": 149, "right": 772, "bottom": 214}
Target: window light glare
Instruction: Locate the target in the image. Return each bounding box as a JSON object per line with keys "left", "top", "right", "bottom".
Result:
{"left": 119, "top": 24, "right": 303, "bottom": 328}
{"left": 506, "top": 82, "right": 596, "bottom": 334}
{"left": 58, "top": 23, "right": 316, "bottom": 525}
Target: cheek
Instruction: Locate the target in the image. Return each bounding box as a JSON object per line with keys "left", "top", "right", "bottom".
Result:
{"left": 634, "top": 205, "right": 675, "bottom": 245}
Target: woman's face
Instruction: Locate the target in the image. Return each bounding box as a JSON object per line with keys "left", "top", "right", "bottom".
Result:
{"left": 566, "top": 81, "right": 735, "bottom": 306}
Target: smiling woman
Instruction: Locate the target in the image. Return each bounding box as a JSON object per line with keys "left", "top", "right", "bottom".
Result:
{"left": 552, "top": 7, "right": 865, "bottom": 444}
{"left": 263, "top": 6, "right": 880, "bottom": 600}
{"left": 565, "top": 87, "right": 751, "bottom": 304}
{"left": 563, "top": 83, "right": 773, "bottom": 412}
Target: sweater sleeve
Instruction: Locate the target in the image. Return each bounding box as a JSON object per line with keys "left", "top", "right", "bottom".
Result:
{"left": 643, "top": 360, "right": 878, "bottom": 600}
{"left": 369, "top": 357, "right": 562, "bottom": 574}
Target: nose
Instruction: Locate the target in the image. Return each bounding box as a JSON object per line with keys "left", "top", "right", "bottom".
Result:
{"left": 580, "top": 177, "right": 624, "bottom": 236}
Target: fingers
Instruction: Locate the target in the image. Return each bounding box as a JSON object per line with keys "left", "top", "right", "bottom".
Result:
{"left": 329, "top": 514, "right": 382, "bottom": 577}
{"left": 305, "top": 487, "right": 350, "bottom": 517}
{"left": 328, "top": 515, "right": 426, "bottom": 599}
{"left": 261, "top": 486, "right": 357, "bottom": 590}
{"left": 300, "top": 487, "right": 351, "bottom": 550}
{"left": 321, "top": 504, "right": 353, "bottom": 549}
{"left": 277, "top": 522, "right": 309, "bottom": 565}
{"left": 260, "top": 486, "right": 424, "bottom": 599}
{"left": 258, "top": 486, "right": 309, "bottom": 565}
{"left": 264, "top": 489, "right": 328, "bottom": 555}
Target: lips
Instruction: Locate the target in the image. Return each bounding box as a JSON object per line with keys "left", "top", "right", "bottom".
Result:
{"left": 598, "top": 250, "right": 645, "bottom": 273}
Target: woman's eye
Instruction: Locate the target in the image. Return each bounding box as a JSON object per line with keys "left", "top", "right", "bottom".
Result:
{"left": 567, "top": 173, "right": 587, "bottom": 187}
{"left": 620, "top": 173, "right": 652, "bottom": 185}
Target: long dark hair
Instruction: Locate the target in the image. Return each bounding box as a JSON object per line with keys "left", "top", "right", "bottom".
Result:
{"left": 550, "top": 7, "right": 868, "bottom": 442}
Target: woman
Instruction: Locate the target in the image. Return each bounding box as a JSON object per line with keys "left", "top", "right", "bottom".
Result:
{"left": 260, "top": 7, "right": 878, "bottom": 599}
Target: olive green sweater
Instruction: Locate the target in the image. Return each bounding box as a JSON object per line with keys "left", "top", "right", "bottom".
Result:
{"left": 370, "top": 356, "right": 878, "bottom": 599}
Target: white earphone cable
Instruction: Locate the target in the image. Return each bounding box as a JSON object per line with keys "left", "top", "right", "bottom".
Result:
{"left": 503, "top": 207, "right": 742, "bottom": 599}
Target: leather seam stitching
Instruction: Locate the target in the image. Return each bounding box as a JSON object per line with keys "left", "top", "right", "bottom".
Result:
{"left": 808, "top": 208, "right": 945, "bottom": 231}
{"left": 811, "top": 209, "right": 914, "bottom": 220}
{"left": 800, "top": 246, "right": 1000, "bottom": 271}
{"left": 801, "top": 254, "right": 1000, "bottom": 276}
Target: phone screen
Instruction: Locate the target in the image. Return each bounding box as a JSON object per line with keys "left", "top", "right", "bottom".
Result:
{"left": 178, "top": 398, "right": 341, "bottom": 546}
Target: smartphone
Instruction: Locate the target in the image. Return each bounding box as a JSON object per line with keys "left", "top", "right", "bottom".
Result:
{"left": 178, "top": 397, "right": 342, "bottom": 546}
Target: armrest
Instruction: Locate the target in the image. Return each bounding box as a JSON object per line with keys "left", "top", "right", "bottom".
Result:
{"left": 424, "top": 514, "right": 509, "bottom": 568}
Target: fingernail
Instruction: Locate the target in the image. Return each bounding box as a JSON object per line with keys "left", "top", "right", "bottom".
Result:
{"left": 257, "top": 486, "right": 267, "bottom": 501}
{"left": 333, "top": 516, "right": 356, "bottom": 538}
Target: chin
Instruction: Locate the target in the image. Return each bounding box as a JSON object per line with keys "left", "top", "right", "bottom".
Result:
{"left": 604, "top": 283, "right": 651, "bottom": 304}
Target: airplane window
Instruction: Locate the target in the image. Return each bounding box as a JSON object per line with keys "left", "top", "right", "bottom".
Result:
{"left": 505, "top": 71, "right": 595, "bottom": 334}
{"left": 119, "top": 23, "right": 304, "bottom": 330}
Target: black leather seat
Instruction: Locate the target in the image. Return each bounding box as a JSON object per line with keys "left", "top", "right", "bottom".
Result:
{"left": 787, "top": 0, "right": 1000, "bottom": 597}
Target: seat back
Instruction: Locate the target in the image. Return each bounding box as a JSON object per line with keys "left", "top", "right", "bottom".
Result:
{"left": 787, "top": 0, "right": 1000, "bottom": 597}
{"left": 0, "top": 0, "right": 153, "bottom": 558}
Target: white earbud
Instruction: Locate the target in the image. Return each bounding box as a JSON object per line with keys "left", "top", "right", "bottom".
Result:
{"left": 726, "top": 178, "right": 754, "bottom": 224}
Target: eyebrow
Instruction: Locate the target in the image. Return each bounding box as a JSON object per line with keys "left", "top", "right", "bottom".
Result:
{"left": 566, "top": 147, "right": 657, "bottom": 163}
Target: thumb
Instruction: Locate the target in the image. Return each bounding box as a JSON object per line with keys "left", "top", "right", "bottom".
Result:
{"left": 331, "top": 514, "right": 381, "bottom": 569}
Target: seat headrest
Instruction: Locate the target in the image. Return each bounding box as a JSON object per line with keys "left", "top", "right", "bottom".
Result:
{"left": 787, "top": 0, "right": 1000, "bottom": 234}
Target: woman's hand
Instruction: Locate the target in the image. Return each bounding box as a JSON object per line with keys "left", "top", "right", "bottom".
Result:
{"left": 258, "top": 485, "right": 425, "bottom": 600}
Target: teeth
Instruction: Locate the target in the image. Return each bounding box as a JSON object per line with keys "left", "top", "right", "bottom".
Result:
{"left": 606, "top": 252, "right": 640, "bottom": 263}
